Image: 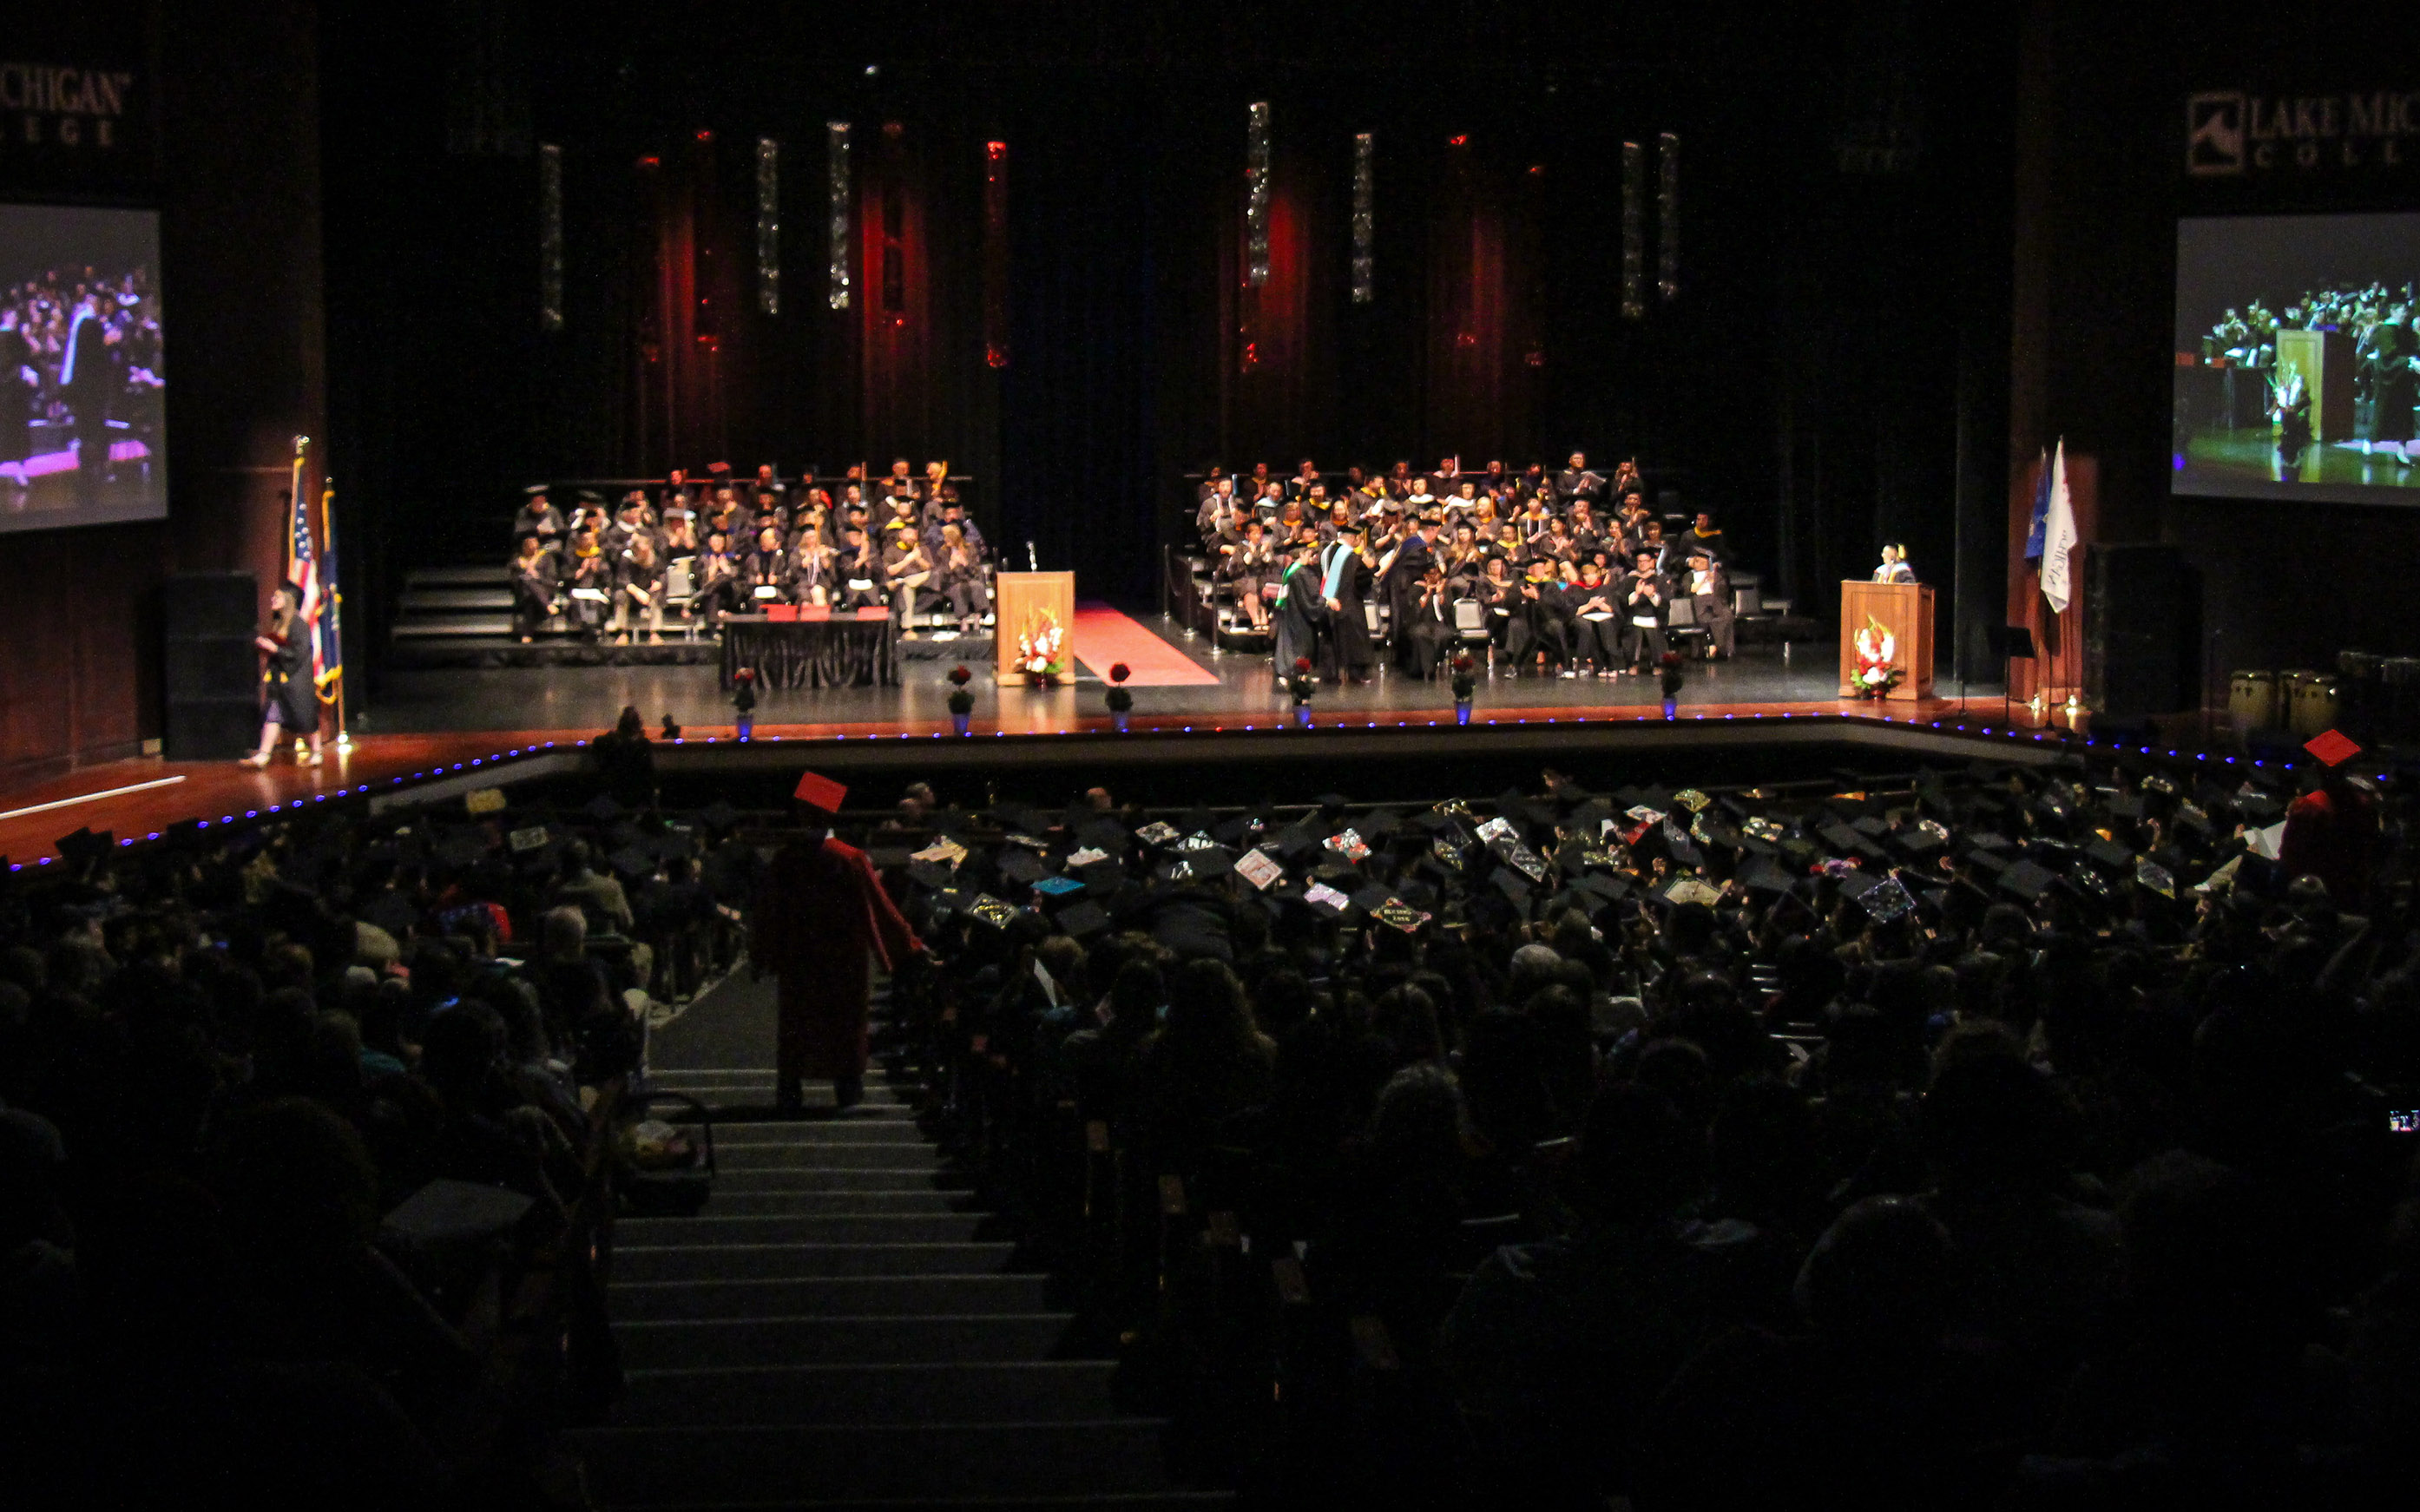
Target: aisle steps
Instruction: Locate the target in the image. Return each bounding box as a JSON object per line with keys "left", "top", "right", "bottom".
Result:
{"left": 577, "top": 1067, "right": 1223, "bottom": 1510}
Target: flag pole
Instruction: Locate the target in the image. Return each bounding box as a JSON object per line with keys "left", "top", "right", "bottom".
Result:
{"left": 320, "top": 475, "right": 351, "bottom": 750}
{"left": 288, "top": 436, "right": 311, "bottom": 756}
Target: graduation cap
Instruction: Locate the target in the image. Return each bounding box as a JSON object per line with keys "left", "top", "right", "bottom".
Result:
{"left": 2083, "top": 838, "right": 2134, "bottom": 874}
{"left": 582, "top": 793, "right": 624, "bottom": 823}
{"left": 907, "top": 859, "right": 957, "bottom": 891}
{"left": 1739, "top": 856, "right": 1796, "bottom": 895}
{"left": 794, "top": 770, "right": 848, "bottom": 815}
{"left": 1997, "top": 858, "right": 2058, "bottom": 903}
{"left": 700, "top": 799, "right": 740, "bottom": 831}
{"left": 1489, "top": 868, "right": 1535, "bottom": 907}
{"left": 1032, "top": 874, "right": 1087, "bottom": 900}
{"left": 1057, "top": 899, "right": 1111, "bottom": 938}
{"left": 1188, "top": 849, "right": 1238, "bottom": 881}
{"left": 996, "top": 849, "right": 1048, "bottom": 885}
{"left": 1274, "top": 825, "right": 1324, "bottom": 863}
{"left": 1856, "top": 876, "right": 1917, "bottom": 924}
{"left": 523, "top": 483, "right": 553, "bottom": 497}
{"left": 608, "top": 844, "right": 657, "bottom": 880}
{"left": 866, "top": 845, "right": 915, "bottom": 871}
{"left": 434, "top": 831, "right": 490, "bottom": 867}
{"left": 54, "top": 827, "right": 111, "bottom": 864}
{"left": 1314, "top": 791, "right": 1352, "bottom": 812}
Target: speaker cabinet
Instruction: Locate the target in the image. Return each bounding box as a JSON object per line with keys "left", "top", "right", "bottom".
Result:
{"left": 2084, "top": 545, "right": 2198, "bottom": 720}
{"left": 163, "top": 572, "right": 260, "bottom": 759}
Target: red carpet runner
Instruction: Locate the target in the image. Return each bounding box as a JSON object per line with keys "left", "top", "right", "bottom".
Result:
{"left": 1070, "top": 602, "right": 1221, "bottom": 687}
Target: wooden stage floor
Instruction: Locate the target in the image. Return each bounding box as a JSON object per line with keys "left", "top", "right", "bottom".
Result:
{"left": 3, "top": 625, "right": 2133, "bottom": 866}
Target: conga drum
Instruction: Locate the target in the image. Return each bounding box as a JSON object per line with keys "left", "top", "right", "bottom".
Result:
{"left": 2286, "top": 672, "right": 2339, "bottom": 740}
{"left": 2226, "top": 669, "right": 2279, "bottom": 739}
{"left": 2384, "top": 657, "right": 2420, "bottom": 743}
{"left": 2336, "top": 651, "right": 2382, "bottom": 742}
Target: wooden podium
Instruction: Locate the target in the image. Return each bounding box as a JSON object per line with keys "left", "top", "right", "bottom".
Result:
{"left": 1838, "top": 580, "right": 1936, "bottom": 701}
{"left": 995, "top": 570, "right": 1076, "bottom": 684}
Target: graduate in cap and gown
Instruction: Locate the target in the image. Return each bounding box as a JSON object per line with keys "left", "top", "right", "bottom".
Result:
{"left": 1271, "top": 539, "right": 1326, "bottom": 688}
{"left": 1317, "top": 522, "right": 1378, "bottom": 684}
{"left": 751, "top": 772, "right": 924, "bottom": 1111}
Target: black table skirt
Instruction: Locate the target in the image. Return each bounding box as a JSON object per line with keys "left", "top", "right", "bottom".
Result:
{"left": 720, "top": 615, "right": 899, "bottom": 690}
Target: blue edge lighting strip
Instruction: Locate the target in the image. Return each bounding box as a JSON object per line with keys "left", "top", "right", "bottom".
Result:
{"left": 8, "top": 713, "right": 2368, "bottom": 872}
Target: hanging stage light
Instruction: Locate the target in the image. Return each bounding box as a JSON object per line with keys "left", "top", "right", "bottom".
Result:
{"left": 756, "top": 135, "right": 780, "bottom": 315}
{"left": 1351, "top": 130, "right": 1374, "bottom": 304}
{"left": 1245, "top": 102, "right": 1271, "bottom": 287}
{"left": 1620, "top": 140, "right": 1645, "bottom": 320}
{"left": 826, "top": 121, "right": 852, "bottom": 310}
{"left": 1657, "top": 131, "right": 1680, "bottom": 303}
{"left": 538, "top": 142, "right": 564, "bottom": 332}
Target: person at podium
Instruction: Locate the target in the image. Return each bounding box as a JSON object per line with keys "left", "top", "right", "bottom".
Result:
{"left": 1871, "top": 543, "right": 1915, "bottom": 584}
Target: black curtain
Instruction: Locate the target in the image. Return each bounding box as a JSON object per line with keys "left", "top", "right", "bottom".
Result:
{"left": 999, "top": 90, "right": 1163, "bottom": 602}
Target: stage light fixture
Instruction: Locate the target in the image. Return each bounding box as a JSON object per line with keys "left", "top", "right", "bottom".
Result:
{"left": 1351, "top": 132, "right": 1374, "bottom": 303}
{"left": 1620, "top": 141, "right": 1645, "bottom": 319}
{"left": 757, "top": 135, "right": 780, "bottom": 315}
{"left": 1245, "top": 102, "right": 1272, "bottom": 287}
{"left": 827, "top": 122, "right": 852, "bottom": 309}
{"left": 539, "top": 144, "right": 565, "bottom": 332}
{"left": 1656, "top": 132, "right": 1680, "bottom": 302}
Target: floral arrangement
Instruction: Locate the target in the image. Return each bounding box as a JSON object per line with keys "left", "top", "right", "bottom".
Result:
{"left": 1450, "top": 654, "right": 1476, "bottom": 702}
{"left": 945, "top": 664, "right": 976, "bottom": 716}
{"left": 1287, "top": 655, "right": 1317, "bottom": 706}
{"left": 1105, "top": 661, "right": 1134, "bottom": 713}
{"left": 1851, "top": 615, "right": 1903, "bottom": 698}
{"left": 1016, "top": 607, "right": 1067, "bottom": 679}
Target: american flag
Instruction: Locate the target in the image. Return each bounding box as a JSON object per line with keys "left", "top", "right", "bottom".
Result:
{"left": 286, "top": 483, "right": 329, "bottom": 695}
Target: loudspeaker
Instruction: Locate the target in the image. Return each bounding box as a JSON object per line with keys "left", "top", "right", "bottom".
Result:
{"left": 163, "top": 572, "right": 260, "bottom": 759}
{"left": 2084, "top": 544, "right": 2198, "bottom": 720}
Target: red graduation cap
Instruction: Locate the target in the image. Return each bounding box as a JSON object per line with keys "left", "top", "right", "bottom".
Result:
{"left": 2304, "top": 728, "right": 2362, "bottom": 768}
{"left": 706, "top": 460, "right": 733, "bottom": 475}
{"left": 793, "top": 769, "right": 849, "bottom": 814}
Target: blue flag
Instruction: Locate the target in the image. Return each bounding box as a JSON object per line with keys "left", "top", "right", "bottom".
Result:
{"left": 2022, "top": 446, "right": 2050, "bottom": 564}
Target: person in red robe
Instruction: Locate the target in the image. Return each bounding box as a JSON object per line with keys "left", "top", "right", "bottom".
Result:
{"left": 750, "top": 772, "right": 922, "bottom": 1111}
{"left": 2277, "top": 758, "right": 2379, "bottom": 911}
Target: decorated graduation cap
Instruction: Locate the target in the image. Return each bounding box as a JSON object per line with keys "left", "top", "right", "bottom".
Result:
{"left": 54, "top": 826, "right": 112, "bottom": 864}
{"left": 793, "top": 770, "right": 849, "bottom": 818}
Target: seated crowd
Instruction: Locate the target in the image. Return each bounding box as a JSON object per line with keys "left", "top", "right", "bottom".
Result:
{"left": 1196, "top": 453, "right": 1739, "bottom": 681}
{"left": 507, "top": 458, "right": 991, "bottom": 645}
{"left": 0, "top": 714, "right": 750, "bottom": 1502}
{"left": 876, "top": 749, "right": 2417, "bottom": 1506}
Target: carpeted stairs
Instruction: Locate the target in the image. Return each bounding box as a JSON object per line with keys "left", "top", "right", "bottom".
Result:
{"left": 570, "top": 975, "right": 1225, "bottom": 1511}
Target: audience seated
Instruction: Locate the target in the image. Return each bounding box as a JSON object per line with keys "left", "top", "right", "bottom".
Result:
{"left": 864, "top": 749, "right": 2415, "bottom": 1506}
{"left": 0, "top": 731, "right": 753, "bottom": 1502}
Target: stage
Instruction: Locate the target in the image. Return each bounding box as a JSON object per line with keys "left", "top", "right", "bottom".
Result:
{"left": 3, "top": 606, "right": 2160, "bottom": 867}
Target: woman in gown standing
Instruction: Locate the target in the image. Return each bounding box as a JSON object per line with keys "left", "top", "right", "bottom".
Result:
{"left": 240, "top": 584, "right": 321, "bottom": 767}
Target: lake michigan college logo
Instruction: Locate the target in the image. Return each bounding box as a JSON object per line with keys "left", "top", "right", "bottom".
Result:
{"left": 2187, "top": 92, "right": 2246, "bottom": 174}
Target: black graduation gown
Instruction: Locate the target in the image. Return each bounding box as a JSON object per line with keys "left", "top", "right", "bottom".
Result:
{"left": 1319, "top": 547, "right": 1377, "bottom": 679}
{"left": 1402, "top": 589, "right": 1457, "bottom": 678}
{"left": 264, "top": 631, "right": 317, "bottom": 729}
{"left": 1272, "top": 561, "right": 1325, "bottom": 686}
{"left": 1505, "top": 582, "right": 1571, "bottom": 667}
{"left": 1383, "top": 534, "right": 1437, "bottom": 665}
